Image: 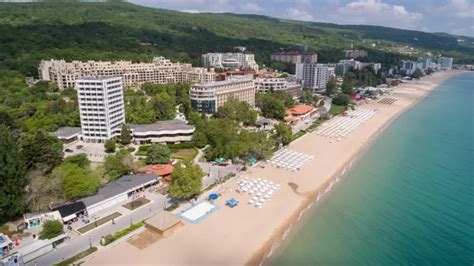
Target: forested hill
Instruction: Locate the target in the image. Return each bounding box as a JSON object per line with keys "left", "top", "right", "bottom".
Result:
{"left": 0, "top": 2, "right": 473, "bottom": 76}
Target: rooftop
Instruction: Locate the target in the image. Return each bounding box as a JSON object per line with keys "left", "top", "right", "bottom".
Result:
{"left": 81, "top": 174, "right": 159, "bottom": 207}
{"left": 287, "top": 105, "right": 314, "bottom": 116}
{"left": 145, "top": 212, "right": 181, "bottom": 231}
{"left": 77, "top": 76, "right": 122, "bottom": 81}
{"left": 272, "top": 51, "right": 316, "bottom": 56}
{"left": 192, "top": 77, "right": 253, "bottom": 88}
{"left": 52, "top": 126, "right": 81, "bottom": 139}
{"left": 128, "top": 120, "right": 195, "bottom": 133}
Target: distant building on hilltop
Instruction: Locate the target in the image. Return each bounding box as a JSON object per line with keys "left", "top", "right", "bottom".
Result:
{"left": 201, "top": 52, "right": 259, "bottom": 72}
{"left": 190, "top": 77, "right": 256, "bottom": 113}
{"left": 343, "top": 49, "right": 368, "bottom": 59}
{"left": 76, "top": 76, "right": 125, "bottom": 143}
{"left": 295, "top": 63, "right": 329, "bottom": 92}
{"left": 39, "top": 56, "right": 215, "bottom": 90}
{"left": 271, "top": 51, "right": 318, "bottom": 64}
{"left": 336, "top": 59, "right": 381, "bottom": 76}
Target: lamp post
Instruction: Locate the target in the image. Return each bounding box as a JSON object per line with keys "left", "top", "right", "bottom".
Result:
{"left": 88, "top": 236, "right": 92, "bottom": 249}
{"left": 130, "top": 216, "right": 133, "bottom": 226}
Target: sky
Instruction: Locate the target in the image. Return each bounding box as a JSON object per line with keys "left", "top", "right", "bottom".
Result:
{"left": 128, "top": 0, "right": 474, "bottom": 37}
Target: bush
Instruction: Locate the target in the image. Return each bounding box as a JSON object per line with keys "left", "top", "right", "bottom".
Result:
{"left": 146, "top": 144, "right": 171, "bottom": 165}
{"left": 101, "top": 221, "right": 145, "bottom": 246}
{"left": 333, "top": 93, "right": 351, "bottom": 106}
{"left": 165, "top": 202, "right": 179, "bottom": 211}
{"left": 127, "top": 147, "right": 136, "bottom": 152}
{"left": 54, "top": 247, "right": 97, "bottom": 266}
{"left": 104, "top": 139, "right": 116, "bottom": 153}
{"left": 39, "top": 220, "right": 63, "bottom": 239}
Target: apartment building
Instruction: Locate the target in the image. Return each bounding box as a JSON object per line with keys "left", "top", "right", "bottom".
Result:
{"left": 401, "top": 60, "right": 423, "bottom": 75}
{"left": 201, "top": 53, "right": 259, "bottom": 72}
{"left": 190, "top": 77, "right": 256, "bottom": 113}
{"left": 296, "top": 63, "right": 329, "bottom": 92}
{"left": 39, "top": 56, "right": 215, "bottom": 90}
{"left": 76, "top": 76, "right": 125, "bottom": 143}
{"left": 254, "top": 77, "right": 302, "bottom": 99}
{"left": 343, "top": 49, "right": 368, "bottom": 58}
{"left": 270, "top": 51, "right": 318, "bottom": 64}
{"left": 438, "top": 57, "right": 454, "bottom": 70}
{"left": 336, "top": 59, "right": 381, "bottom": 76}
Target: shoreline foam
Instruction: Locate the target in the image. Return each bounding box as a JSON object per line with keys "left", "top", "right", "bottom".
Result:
{"left": 84, "top": 71, "right": 465, "bottom": 266}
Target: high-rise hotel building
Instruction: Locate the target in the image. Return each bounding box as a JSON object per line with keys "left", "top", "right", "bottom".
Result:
{"left": 295, "top": 63, "right": 329, "bottom": 93}
{"left": 190, "top": 77, "right": 255, "bottom": 113}
{"left": 76, "top": 76, "right": 125, "bottom": 143}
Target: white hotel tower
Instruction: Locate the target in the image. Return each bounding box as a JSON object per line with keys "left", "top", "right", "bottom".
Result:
{"left": 76, "top": 76, "right": 125, "bottom": 143}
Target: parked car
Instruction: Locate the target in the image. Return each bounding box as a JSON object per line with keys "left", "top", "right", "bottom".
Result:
{"left": 76, "top": 145, "right": 83, "bottom": 149}
{"left": 64, "top": 149, "right": 73, "bottom": 153}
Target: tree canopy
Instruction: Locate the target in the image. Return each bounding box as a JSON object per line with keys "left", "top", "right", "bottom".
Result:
{"left": 104, "top": 149, "right": 133, "bottom": 181}
{"left": 215, "top": 99, "right": 257, "bottom": 126}
{"left": 51, "top": 163, "right": 99, "bottom": 200}
{"left": 39, "top": 220, "right": 64, "bottom": 240}
{"left": 120, "top": 124, "right": 132, "bottom": 145}
{"left": 169, "top": 160, "right": 204, "bottom": 200}
{"left": 0, "top": 125, "right": 28, "bottom": 222}
{"left": 20, "top": 131, "right": 63, "bottom": 174}
{"left": 146, "top": 144, "right": 171, "bottom": 165}
{"left": 104, "top": 139, "right": 116, "bottom": 153}
{"left": 63, "top": 153, "right": 90, "bottom": 169}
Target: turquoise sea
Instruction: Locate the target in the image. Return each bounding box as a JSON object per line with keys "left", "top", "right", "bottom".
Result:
{"left": 271, "top": 73, "right": 474, "bottom": 265}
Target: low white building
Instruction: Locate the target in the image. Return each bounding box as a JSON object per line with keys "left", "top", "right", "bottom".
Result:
{"left": 128, "top": 120, "right": 195, "bottom": 145}
{"left": 254, "top": 77, "right": 302, "bottom": 99}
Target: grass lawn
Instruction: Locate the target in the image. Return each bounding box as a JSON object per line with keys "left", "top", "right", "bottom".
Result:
{"left": 77, "top": 212, "right": 122, "bottom": 234}
{"left": 171, "top": 148, "right": 198, "bottom": 161}
{"left": 329, "top": 104, "right": 347, "bottom": 116}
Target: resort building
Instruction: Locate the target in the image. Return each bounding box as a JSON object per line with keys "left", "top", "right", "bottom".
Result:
{"left": 190, "top": 77, "right": 256, "bottom": 113}
{"left": 295, "top": 63, "right": 329, "bottom": 92}
{"left": 270, "top": 51, "right": 318, "bottom": 64}
{"left": 53, "top": 174, "right": 162, "bottom": 221}
{"left": 285, "top": 105, "right": 316, "bottom": 124}
{"left": 336, "top": 59, "right": 381, "bottom": 76}
{"left": 38, "top": 56, "right": 215, "bottom": 90}
{"left": 343, "top": 49, "right": 368, "bottom": 58}
{"left": 215, "top": 69, "right": 256, "bottom": 81}
{"left": 76, "top": 76, "right": 125, "bottom": 143}
{"left": 254, "top": 77, "right": 302, "bottom": 99}
{"left": 128, "top": 119, "right": 195, "bottom": 145}
{"left": 401, "top": 60, "right": 423, "bottom": 75}
{"left": 201, "top": 53, "right": 259, "bottom": 72}
{"left": 438, "top": 57, "right": 454, "bottom": 70}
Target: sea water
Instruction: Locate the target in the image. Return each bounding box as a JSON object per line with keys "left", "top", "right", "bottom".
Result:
{"left": 271, "top": 73, "right": 474, "bottom": 265}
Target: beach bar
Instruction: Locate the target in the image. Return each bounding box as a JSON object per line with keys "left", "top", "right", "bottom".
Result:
{"left": 145, "top": 212, "right": 183, "bottom": 238}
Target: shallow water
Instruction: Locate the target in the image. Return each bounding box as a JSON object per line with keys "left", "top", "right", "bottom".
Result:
{"left": 271, "top": 73, "right": 474, "bottom": 265}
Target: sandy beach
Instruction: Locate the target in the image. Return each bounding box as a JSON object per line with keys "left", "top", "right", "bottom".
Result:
{"left": 84, "top": 71, "right": 463, "bottom": 266}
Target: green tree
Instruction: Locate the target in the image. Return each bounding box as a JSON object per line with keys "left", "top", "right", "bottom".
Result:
{"left": 63, "top": 153, "right": 90, "bottom": 169}
{"left": 192, "top": 130, "right": 208, "bottom": 149}
{"left": 104, "top": 139, "right": 116, "bottom": 153}
{"left": 325, "top": 77, "right": 337, "bottom": 96}
{"left": 333, "top": 93, "right": 351, "bottom": 106}
{"left": 39, "top": 220, "right": 64, "bottom": 239}
{"left": 412, "top": 68, "right": 424, "bottom": 79}
{"left": 341, "top": 72, "right": 356, "bottom": 95}
{"left": 257, "top": 94, "right": 286, "bottom": 120}
{"left": 104, "top": 150, "right": 133, "bottom": 181}
{"left": 169, "top": 160, "right": 203, "bottom": 199}
{"left": 146, "top": 144, "right": 171, "bottom": 165}
{"left": 120, "top": 124, "right": 132, "bottom": 145}
{"left": 51, "top": 163, "right": 99, "bottom": 200}
{"left": 216, "top": 99, "right": 257, "bottom": 126}
{"left": 274, "top": 123, "right": 293, "bottom": 146}
{"left": 20, "top": 131, "right": 63, "bottom": 173}
{"left": 0, "top": 125, "right": 28, "bottom": 222}
{"left": 154, "top": 92, "right": 176, "bottom": 120}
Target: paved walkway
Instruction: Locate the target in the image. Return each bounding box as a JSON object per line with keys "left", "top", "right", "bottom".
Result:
{"left": 27, "top": 194, "right": 168, "bottom": 266}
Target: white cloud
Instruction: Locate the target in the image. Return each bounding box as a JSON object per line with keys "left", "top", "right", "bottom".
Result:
{"left": 330, "top": 0, "right": 423, "bottom": 29}
{"left": 439, "top": 0, "right": 473, "bottom": 19}
{"left": 239, "top": 2, "right": 263, "bottom": 12}
{"left": 286, "top": 8, "right": 314, "bottom": 21}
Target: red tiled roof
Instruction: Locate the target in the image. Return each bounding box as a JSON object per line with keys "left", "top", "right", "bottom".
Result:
{"left": 288, "top": 105, "right": 313, "bottom": 116}
{"left": 142, "top": 164, "right": 174, "bottom": 177}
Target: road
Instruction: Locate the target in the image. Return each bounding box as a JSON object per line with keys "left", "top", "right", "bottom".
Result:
{"left": 28, "top": 195, "right": 167, "bottom": 266}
